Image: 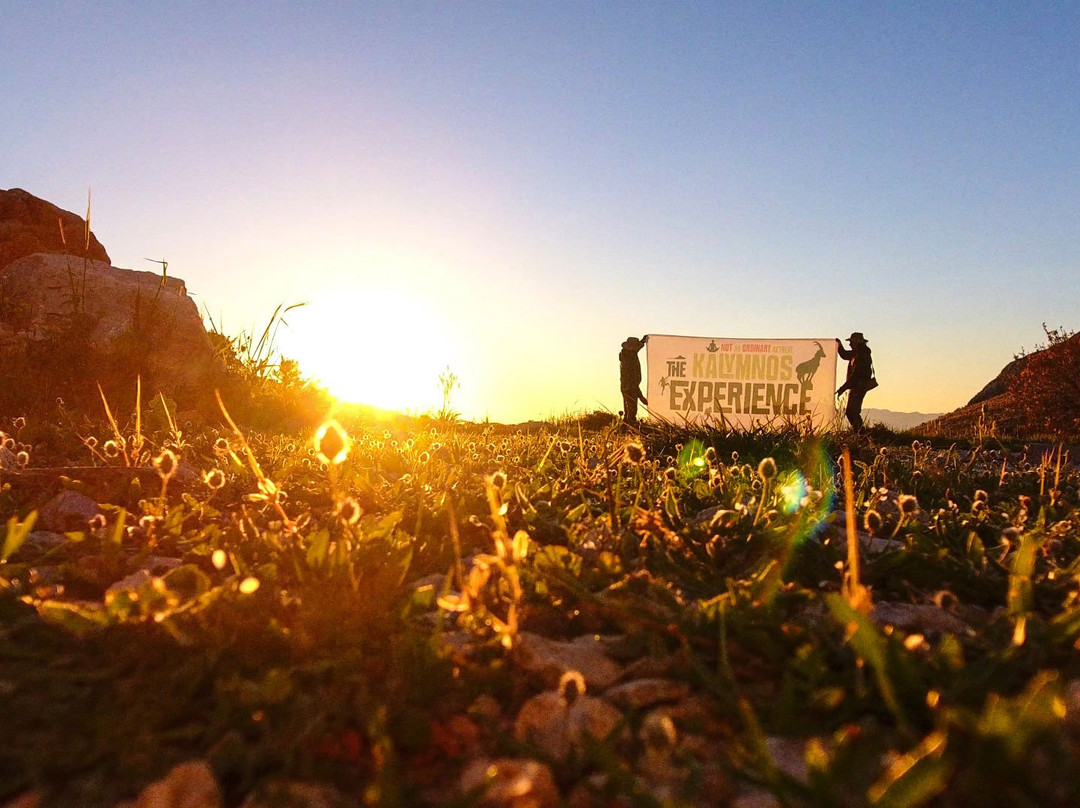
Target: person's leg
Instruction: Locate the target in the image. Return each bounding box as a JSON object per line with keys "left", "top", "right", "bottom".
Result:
{"left": 846, "top": 389, "right": 866, "bottom": 431}
{"left": 623, "top": 392, "right": 638, "bottom": 425}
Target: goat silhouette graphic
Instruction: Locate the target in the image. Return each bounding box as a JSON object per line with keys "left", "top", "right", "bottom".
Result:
{"left": 795, "top": 341, "right": 826, "bottom": 386}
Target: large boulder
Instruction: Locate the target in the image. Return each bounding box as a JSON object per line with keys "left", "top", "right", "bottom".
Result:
{"left": 0, "top": 188, "right": 110, "bottom": 271}
{"left": 0, "top": 253, "right": 220, "bottom": 410}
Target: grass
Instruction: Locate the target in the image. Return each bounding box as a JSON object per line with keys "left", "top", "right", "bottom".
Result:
{"left": 1, "top": 408, "right": 1079, "bottom": 807}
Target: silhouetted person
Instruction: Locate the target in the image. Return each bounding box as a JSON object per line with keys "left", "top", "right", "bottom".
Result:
{"left": 836, "top": 332, "right": 875, "bottom": 431}
{"left": 619, "top": 335, "right": 648, "bottom": 426}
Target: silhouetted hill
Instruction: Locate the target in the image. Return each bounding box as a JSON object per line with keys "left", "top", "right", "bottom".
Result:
{"left": 863, "top": 409, "right": 942, "bottom": 431}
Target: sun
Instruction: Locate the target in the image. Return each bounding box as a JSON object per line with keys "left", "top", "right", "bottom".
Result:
{"left": 281, "top": 290, "right": 458, "bottom": 414}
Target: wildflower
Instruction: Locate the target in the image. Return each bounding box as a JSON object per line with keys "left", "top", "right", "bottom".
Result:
{"left": 239, "top": 577, "right": 260, "bottom": 594}
{"left": 757, "top": 457, "right": 777, "bottom": 481}
{"left": 624, "top": 442, "right": 645, "bottom": 464}
{"left": 203, "top": 469, "right": 226, "bottom": 490}
{"left": 336, "top": 496, "right": 363, "bottom": 525}
{"left": 898, "top": 494, "right": 919, "bottom": 516}
{"left": 864, "top": 509, "right": 883, "bottom": 535}
{"left": 212, "top": 549, "right": 228, "bottom": 570}
{"left": 314, "top": 420, "right": 350, "bottom": 465}
{"left": 153, "top": 448, "right": 177, "bottom": 480}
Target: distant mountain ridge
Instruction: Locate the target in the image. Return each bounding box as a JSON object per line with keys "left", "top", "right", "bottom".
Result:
{"left": 863, "top": 409, "right": 942, "bottom": 431}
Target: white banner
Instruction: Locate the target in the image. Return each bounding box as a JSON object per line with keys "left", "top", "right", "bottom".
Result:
{"left": 645, "top": 335, "right": 838, "bottom": 430}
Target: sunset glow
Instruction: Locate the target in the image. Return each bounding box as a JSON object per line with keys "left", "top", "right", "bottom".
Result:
{"left": 281, "top": 290, "right": 459, "bottom": 414}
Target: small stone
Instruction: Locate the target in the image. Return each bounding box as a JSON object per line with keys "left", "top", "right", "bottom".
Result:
{"left": 604, "top": 678, "right": 691, "bottom": 710}
{"left": 871, "top": 602, "right": 971, "bottom": 636}
{"left": 133, "top": 760, "right": 221, "bottom": 808}
{"left": 514, "top": 632, "right": 623, "bottom": 691}
{"left": 39, "top": 490, "right": 100, "bottom": 533}
{"left": 460, "top": 757, "right": 559, "bottom": 808}
{"left": 240, "top": 781, "right": 347, "bottom": 808}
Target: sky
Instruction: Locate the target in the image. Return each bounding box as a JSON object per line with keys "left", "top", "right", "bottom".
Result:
{"left": 3, "top": 2, "right": 1079, "bottom": 423}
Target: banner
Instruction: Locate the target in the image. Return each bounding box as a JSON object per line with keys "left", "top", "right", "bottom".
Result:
{"left": 645, "top": 335, "right": 838, "bottom": 430}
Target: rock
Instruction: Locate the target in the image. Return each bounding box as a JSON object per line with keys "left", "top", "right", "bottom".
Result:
{"left": 21, "top": 531, "right": 67, "bottom": 554}
{"left": 514, "top": 632, "right": 623, "bottom": 691}
{"left": 130, "top": 760, "right": 221, "bottom": 808}
{"left": 0, "top": 187, "right": 110, "bottom": 272}
{"left": 515, "top": 690, "right": 624, "bottom": 760}
{"left": 240, "top": 781, "right": 348, "bottom": 808}
{"left": 145, "top": 555, "right": 183, "bottom": 575}
{"left": 604, "top": 678, "right": 691, "bottom": 710}
{"left": 39, "top": 489, "right": 100, "bottom": 532}
{"left": 107, "top": 569, "right": 156, "bottom": 595}
{"left": 871, "top": 602, "right": 972, "bottom": 636}
{"left": 765, "top": 736, "right": 809, "bottom": 784}
{"left": 459, "top": 757, "right": 559, "bottom": 808}
{"left": 0, "top": 253, "right": 220, "bottom": 407}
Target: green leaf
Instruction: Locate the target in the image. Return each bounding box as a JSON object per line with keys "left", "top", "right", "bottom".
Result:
{"left": 2, "top": 511, "right": 38, "bottom": 562}
{"left": 826, "top": 593, "right": 911, "bottom": 734}
{"left": 306, "top": 528, "right": 330, "bottom": 568}
{"left": 868, "top": 731, "right": 951, "bottom": 808}
{"left": 36, "top": 599, "right": 109, "bottom": 636}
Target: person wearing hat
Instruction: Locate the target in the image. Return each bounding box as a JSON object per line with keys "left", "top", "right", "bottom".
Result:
{"left": 619, "top": 335, "right": 649, "bottom": 426}
{"left": 835, "top": 332, "right": 876, "bottom": 431}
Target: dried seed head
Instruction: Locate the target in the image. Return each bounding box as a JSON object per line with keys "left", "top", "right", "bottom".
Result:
{"left": 704, "top": 446, "right": 717, "bottom": 463}
{"left": 15, "top": 450, "right": 29, "bottom": 468}
{"left": 491, "top": 470, "right": 507, "bottom": 489}
{"left": 213, "top": 437, "right": 230, "bottom": 454}
{"left": 103, "top": 440, "right": 120, "bottom": 458}
{"left": 153, "top": 449, "right": 177, "bottom": 479}
{"left": 664, "top": 466, "right": 677, "bottom": 481}
{"left": 314, "top": 420, "right": 350, "bottom": 465}
{"left": 624, "top": 442, "right": 645, "bottom": 464}
{"left": 898, "top": 494, "right": 919, "bottom": 515}
{"left": 88, "top": 513, "right": 107, "bottom": 530}
{"left": 559, "top": 670, "right": 586, "bottom": 706}
{"left": 731, "top": 451, "right": 739, "bottom": 463}
{"left": 864, "top": 509, "right": 883, "bottom": 535}
{"left": 84, "top": 436, "right": 98, "bottom": 449}
{"left": 13, "top": 417, "right": 25, "bottom": 430}
{"left": 641, "top": 712, "right": 678, "bottom": 750}
{"left": 974, "top": 489, "right": 988, "bottom": 503}
{"left": 337, "top": 496, "right": 363, "bottom": 525}
{"left": 203, "top": 468, "right": 226, "bottom": 490}
{"left": 757, "top": 457, "right": 778, "bottom": 481}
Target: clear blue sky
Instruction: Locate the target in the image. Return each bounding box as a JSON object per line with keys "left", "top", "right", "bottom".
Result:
{"left": 3, "top": 2, "right": 1079, "bottom": 421}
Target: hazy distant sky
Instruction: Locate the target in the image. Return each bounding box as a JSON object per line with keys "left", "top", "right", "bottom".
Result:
{"left": 4, "top": 2, "right": 1079, "bottom": 421}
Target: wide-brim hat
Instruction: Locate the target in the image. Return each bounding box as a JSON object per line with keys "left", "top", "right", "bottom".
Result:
{"left": 848, "top": 332, "right": 867, "bottom": 344}
{"left": 622, "top": 337, "right": 644, "bottom": 349}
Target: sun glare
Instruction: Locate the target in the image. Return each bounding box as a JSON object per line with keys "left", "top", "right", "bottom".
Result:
{"left": 282, "top": 290, "right": 458, "bottom": 414}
